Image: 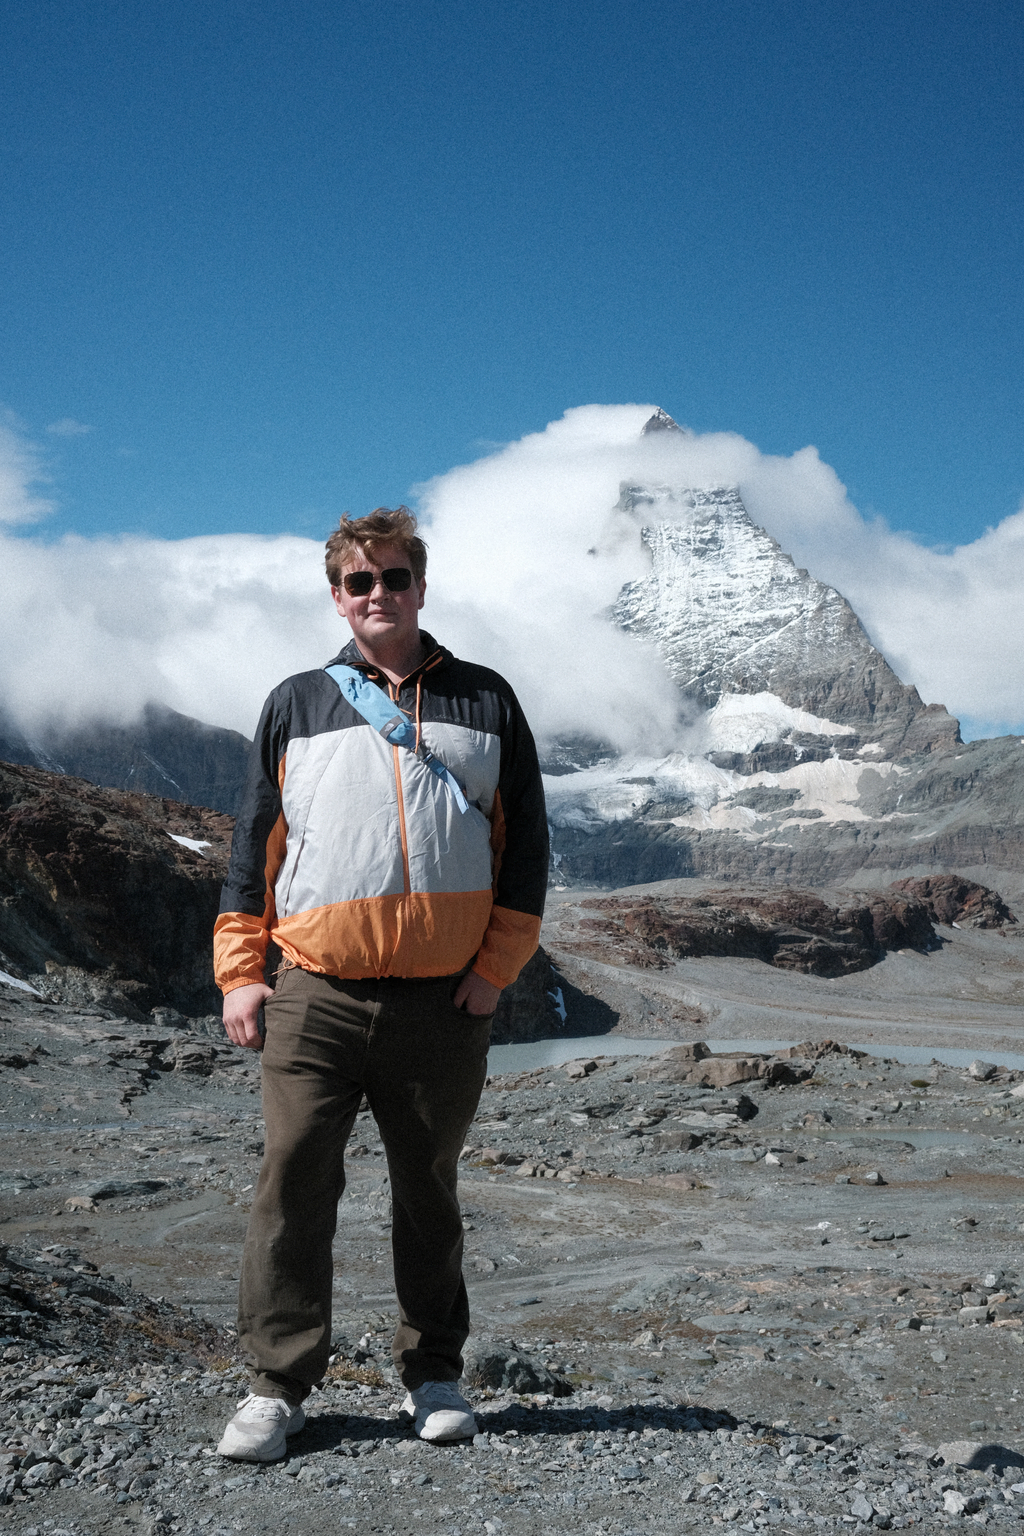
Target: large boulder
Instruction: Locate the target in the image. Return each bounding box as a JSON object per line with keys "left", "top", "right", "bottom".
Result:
{"left": 462, "top": 1341, "right": 572, "bottom": 1397}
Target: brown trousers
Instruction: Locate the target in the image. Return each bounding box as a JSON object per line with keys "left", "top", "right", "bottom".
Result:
{"left": 237, "top": 966, "right": 491, "bottom": 1403}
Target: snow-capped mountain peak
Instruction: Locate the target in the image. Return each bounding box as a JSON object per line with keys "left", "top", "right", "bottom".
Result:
{"left": 612, "top": 482, "right": 958, "bottom": 756}
{"left": 640, "top": 407, "right": 688, "bottom": 436}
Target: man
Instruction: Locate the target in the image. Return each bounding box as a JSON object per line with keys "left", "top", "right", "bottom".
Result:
{"left": 213, "top": 507, "right": 548, "bottom": 1462}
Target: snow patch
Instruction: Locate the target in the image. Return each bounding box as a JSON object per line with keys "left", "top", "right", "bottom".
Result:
{"left": 751, "top": 756, "right": 903, "bottom": 824}
{"left": 669, "top": 802, "right": 766, "bottom": 838}
{"left": 670, "top": 755, "right": 903, "bottom": 833}
{"left": 545, "top": 742, "right": 904, "bottom": 840}
{"left": 0, "top": 969, "right": 41, "bottom": 994}
{"left": 702, "top": 691, "right": 856, "bottom": 754}
{"left": 168, "top": 833, "right": 212, "bottom": 853}
{"left": 547, "top": 987, "right": 567, "bottom": 1026}
{"left": 543, "top": 752, "right": 735, "bottom": 828}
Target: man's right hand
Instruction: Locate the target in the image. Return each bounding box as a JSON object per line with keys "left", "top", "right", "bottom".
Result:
{"left": 223, "top": 982, "right": 274, "bottom": 1050}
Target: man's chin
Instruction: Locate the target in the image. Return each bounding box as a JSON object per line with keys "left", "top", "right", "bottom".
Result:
{"left": 352, "top": 618, "right": 420, "bottom": 651}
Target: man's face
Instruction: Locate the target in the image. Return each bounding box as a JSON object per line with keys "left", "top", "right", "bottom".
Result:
{"left": 331, "top": 540, "right": 426, "bottom": 656}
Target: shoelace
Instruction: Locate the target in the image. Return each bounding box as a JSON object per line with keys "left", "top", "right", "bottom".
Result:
{"left": 416, "top": 1381, "right": 466, "bottom": 1408}
{"left": 236, "top": 1394, "right": 289, "bottom": 1418}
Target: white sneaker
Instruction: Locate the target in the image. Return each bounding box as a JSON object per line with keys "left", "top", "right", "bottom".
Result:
{"left": 216, "top": 1393, "right": 307, "bottom": 1461}
{"left": 401, "top": 1380, "right": 477, "bottom": 1442}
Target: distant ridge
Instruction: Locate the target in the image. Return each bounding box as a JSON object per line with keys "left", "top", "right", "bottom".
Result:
{"left": 0, "top": 702, "right": 251, "bottom": 815}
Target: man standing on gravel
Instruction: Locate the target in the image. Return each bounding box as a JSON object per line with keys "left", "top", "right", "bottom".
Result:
{"left": 212, "top": 507, "right": 548, "bottom": 1461}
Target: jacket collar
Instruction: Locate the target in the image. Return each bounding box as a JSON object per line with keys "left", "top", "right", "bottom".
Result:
{"left": 327, "top": 631, "right": 449, "bottom": 688}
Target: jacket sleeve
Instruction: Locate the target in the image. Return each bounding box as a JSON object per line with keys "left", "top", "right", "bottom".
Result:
{"left": 213, "top": 690, "right": 290, "bottom": 995}
{"left": 472, "top": 685, "right": 549, "bottom": 990}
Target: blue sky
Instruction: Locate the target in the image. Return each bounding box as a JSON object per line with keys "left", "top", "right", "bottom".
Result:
{"left": 2, "top": 0, "right": 1022, "bottom": 548}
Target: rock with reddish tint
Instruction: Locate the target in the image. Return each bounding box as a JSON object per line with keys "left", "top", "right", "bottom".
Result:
{"left": 888, "top": 874, "right": 1017, "bottom": 929}
{"left": 552, "top": 888, "right": 936, "bottom": 979}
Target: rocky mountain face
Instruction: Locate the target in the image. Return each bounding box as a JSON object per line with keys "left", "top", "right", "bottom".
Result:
{"left": 0, "top": 761, "right": 232, "bottom": 1017}
{"left": 546, "top": 730, "right": 1024, "bottom": 890}
{"left": 0, "top": 702, "right": 250, "bottom": 815}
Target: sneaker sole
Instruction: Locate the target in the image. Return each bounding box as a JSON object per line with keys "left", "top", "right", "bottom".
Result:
{"left": 415, "top": 1416, "right": 477, "bottom": 1443}
{"left": 216, "top": 1438, "right": 287, "bottom": 1462}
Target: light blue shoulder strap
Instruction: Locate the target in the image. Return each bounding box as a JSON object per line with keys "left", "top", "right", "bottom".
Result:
{"left": 324, "top": 663, "right": 469, "bottom": 814}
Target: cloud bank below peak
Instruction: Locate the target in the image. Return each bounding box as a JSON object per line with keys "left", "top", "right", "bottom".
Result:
{"left": 0, "top": 403, "right": 1022, "bottom": 746}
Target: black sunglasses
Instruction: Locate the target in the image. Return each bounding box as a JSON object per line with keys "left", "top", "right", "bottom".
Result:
{"left": 341, "top": 567, "right": 414, "bottom": 597}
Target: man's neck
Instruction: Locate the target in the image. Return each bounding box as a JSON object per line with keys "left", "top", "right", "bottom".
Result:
{"left": 356, "top": 633, "right": 428, "bottom": 687}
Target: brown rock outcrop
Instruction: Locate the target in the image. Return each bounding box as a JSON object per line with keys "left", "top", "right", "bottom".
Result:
{"left": 554, "top": 887, "right": 936, "bottom": 979}
{"left": 0, "top": 759, "right": 568, "bottom": 1039}
{"left": 887, "top": 874, "right": 1017, "bottom": 930}
{"left": 0, "top": 760, "right": 231, "bottom": 1015}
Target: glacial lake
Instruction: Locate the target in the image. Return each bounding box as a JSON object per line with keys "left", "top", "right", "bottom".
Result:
{"left": 487, "top": 1035, "right": 1024, "bottom": 1076}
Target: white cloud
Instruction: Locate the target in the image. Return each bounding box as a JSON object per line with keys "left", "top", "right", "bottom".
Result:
{"left": 0, "top": 528, "right": 338, "bottom": 737}
{"left": 46, "top": 418, "right": 93, "bottom": 437}
{"left": 0, "top": 421, "right": 54, "bottom": 527}
{"left": 0, "top": 404, "right": 1022, "bottom": 745}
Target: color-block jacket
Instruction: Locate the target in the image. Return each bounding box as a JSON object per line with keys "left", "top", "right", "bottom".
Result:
{"left": 214, "top": 634, "right": 549, "bottom": 995}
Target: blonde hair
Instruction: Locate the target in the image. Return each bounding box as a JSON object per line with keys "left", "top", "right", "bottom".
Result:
{"left": 325, "top": 507, "right": 427, "bottom": 587}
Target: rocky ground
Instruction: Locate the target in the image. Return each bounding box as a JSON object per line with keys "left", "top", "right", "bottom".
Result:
{"left": 4, "top": 972, "right": 1024, "bottom": 1532}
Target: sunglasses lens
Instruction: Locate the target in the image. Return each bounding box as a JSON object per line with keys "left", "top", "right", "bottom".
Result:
{"left": 342, "top": 566, "right": 414, "bottom": 596}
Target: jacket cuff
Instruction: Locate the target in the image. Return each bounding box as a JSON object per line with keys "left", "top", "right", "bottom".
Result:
{"left": 213, "top": 911, "right": 270, "bottom": 995}
{"left": 220, "top": 975, "right": 268, "bottom": 996}
{"left": 473, "top": 905, "right": 542, "bottom": 990}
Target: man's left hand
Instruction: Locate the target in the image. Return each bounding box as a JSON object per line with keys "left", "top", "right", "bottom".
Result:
{"left": 453, "top": 970, "right": 502, "bottom": 1017}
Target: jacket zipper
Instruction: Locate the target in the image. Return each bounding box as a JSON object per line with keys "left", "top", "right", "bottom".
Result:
{"left": 388, "top": 682, "right": 412, "bottom": 959}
